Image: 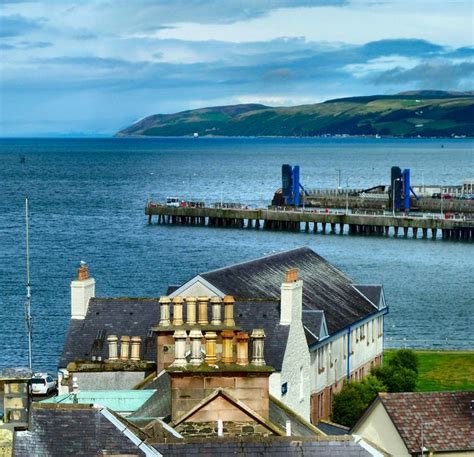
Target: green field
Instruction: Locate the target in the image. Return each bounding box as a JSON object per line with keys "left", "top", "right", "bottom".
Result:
{"left": 384, "top": 350, "right": 474, "bottom": 392}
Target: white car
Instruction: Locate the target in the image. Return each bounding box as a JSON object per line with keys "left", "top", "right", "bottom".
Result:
{"left": 31, "top": 373, "right": 56, "bottom": 395}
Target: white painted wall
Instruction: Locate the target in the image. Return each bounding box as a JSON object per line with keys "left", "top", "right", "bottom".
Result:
{"left": 278, "top": 280, "right": 311, "bottom": 421}
{"left": 353, "top": 401, "right": 410, "bottom": 456}
{"left": 311, "top": 314, "right": 384, "bottom": 394}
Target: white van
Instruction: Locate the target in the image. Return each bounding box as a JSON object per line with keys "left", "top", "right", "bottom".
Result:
{"left": 166, "top": 197, "right": 180, "bottom": 207}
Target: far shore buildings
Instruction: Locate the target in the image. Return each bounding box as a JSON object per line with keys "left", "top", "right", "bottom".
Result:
{"left": 59, "top": 247, "right": 388, "bottom": 424}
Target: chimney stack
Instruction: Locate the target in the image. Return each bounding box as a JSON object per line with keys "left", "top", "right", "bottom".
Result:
{"left": 280, "top": 268, "right": 303, "bottom": 325}
{"left": 71, "top": 261, "right": 95, "bottom": 319}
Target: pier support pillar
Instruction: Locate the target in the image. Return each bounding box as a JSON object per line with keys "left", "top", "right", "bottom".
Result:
{"left": 394, "top": 226, "right": 399, "bottom": 236}
{"left": 431, "top": 228, "right": 437, "bottom": 239}
{"left": 305, "top": 222, "right": 309, "bottom": 232}
{"left": 148, "top": 214, "right": 152, "bottom": 224}
{"left": 322, "top": 223, "right": 326, "bottom": 234}
{"left": 339, "top": 223, "right": 344, "bottom": 234}
{"left": 422, "top": 228, "right": 428, "bottom": 239}
{"left": 403, "top": 227, "right": 409, "bottom": 237}
{"left": 413, "top": 227, "right": 418, "bottom": 238}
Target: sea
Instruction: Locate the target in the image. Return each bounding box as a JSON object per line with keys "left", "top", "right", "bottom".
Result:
{"left": 0, "top": 137, "right": 473, "bottom": 373}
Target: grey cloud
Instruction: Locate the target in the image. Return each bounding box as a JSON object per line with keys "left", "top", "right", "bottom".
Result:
{"left": 371, "top": 61, "right": 474, "bottom": 87}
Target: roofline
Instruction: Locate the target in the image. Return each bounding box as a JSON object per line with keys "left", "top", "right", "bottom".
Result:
{"left": 309, "top": 308, "right": 388, "bottom": 351}
{"left": 171, "top": 388, "right": 285, "bottom": 436}
{"left": 351, "top": 284, "right": 383, "bottom": 310}
{"left": 350, "top": 395, "right": 383, "bottom": 434}
{"left": 199, "top": 247, "right": 310, "bottom": 276}
{"left": 169, "top": 275, "right": 225, "bottom": 298}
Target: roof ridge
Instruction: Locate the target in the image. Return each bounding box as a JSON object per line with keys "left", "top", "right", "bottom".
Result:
{"left": 201, "top": 247, "right": 312, "bottom": 276}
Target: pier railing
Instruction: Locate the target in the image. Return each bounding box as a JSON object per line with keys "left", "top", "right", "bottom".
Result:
{"left": 145, "top": 203, "right": 473, "bottom": 241}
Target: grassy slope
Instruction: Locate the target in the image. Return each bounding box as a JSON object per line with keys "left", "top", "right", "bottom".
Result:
{"left": 384, "top": 350, "right": 474, "bottom": 392}
{"left": 117, "top": 94, "right": 474, "bottom": 137}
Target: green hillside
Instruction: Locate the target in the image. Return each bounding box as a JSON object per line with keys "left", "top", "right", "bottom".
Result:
{"left": 116, "top": 92, "right": 474, "bottom": 138}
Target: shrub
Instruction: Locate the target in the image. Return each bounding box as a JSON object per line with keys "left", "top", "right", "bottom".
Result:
{"left": 371, "top": 364, "right": 417, "bottom": 392}
{"left": 331, "top": 376, "right": 386, "bottom": 428}
{"left": 387, "top": 349, "right": 419, "bottom": 374}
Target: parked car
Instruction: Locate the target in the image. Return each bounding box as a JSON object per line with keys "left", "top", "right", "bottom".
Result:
{"left": 431, "top": 193, "right": 441, "bottom": 199}
{"left": 31, "top": 373, "right": 56, "bottom": 395}
{"left": 166, "top": 197, "right": 180, "bottom": 207}
{"left": 441, "top": 194, "right": 453, "bottom": 199}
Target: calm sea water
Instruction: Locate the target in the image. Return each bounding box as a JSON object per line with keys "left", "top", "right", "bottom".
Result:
{"left": 0, "top": 137, "right": 473, "bottom": 373}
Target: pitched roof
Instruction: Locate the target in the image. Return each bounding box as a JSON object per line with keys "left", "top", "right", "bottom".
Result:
{"left": 302, "top": 310, "right": 325, "bottom": 345}
{"left": 233, "top": 300, "right": 289, "bottom": 370}
{"left": 13, "top": 404, "right": 153, "bottom": 456}
{"left": 378, "top": 391, "right": 474, "bottom": 453}
{"left": 269, "top": 395, "right": 323, "bottom": 437}
{"left": 152, "top": 436, "right": 373, "bottom": 456}
{"left": 353, "top": 285, "right": 383, "bottom": 308}
{"left": 59, "top": 298, "right": 160, "bottom": 368}
{"left": 200, "top": 247, "right": 379, "bottom": 334}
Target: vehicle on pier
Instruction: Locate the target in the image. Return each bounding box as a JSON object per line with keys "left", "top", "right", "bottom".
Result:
{"left": 166, "top": 197, "right": 180, "bottom": 207}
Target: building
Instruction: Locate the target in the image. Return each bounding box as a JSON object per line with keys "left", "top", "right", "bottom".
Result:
{"left": 59, "top": 247, "right": 388, "bottom": 424}
{"left": 352, "top": 391, "right": 474, "bottom": 456}
{"left": 166, "top": 247, "right": 388, "bottom": 423}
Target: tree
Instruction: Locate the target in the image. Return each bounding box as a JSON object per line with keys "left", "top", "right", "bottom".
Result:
{"left": 387, "top": 349, "right": 419, "bottom": 374}
{"left": 371, "top": 364, "right": 417, "bottom": 392}
{"left": 331, "top": 376, "right": 386, "bottom": 428}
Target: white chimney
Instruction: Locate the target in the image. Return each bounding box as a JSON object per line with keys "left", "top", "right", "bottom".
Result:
{"left": 280, "top": 268, "right": 303, "bottom": 325}
{"left": 71, "top": 261, "right": 95, "bottom": 319}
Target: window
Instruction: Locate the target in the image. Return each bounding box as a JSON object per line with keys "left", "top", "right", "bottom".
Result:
{"left": 317, "top": 392, "right": 324, "bottom": 419}
{"left": 360, "top": 324, "right": 365, "bottom": 340}
{"left": 371, "top": 320, "right": 375, "bottom": 342}
{"left": 350, "top": 330, "right": 355, "bottom": 355}
{"left": 343, "top": 334, "right": 347, "bottom": 360}
{"left": 378, "top": 316, "right": 383, "bottom": 337}
{"left": 281, "top": 382, "right": 288, "bottom": 396}
{"left": 318, "top": 347, "right": 325, "bottom": 373}
{"left": 329, "top": 342, "right": 333, "bottom": 367}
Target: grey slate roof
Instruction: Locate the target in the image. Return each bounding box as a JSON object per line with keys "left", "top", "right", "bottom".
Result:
{"left": 13, "top": 404, "right": 147, "bottom": 457}
{"left": 200, "top": 247, "right": 379, "bottom": 334}
{"left": 302, "top": 310, "right": 325, "bottom": 345}
{"left": 152, "top": 437, "right": 372, "bottom": 456}
{"left": 269, "top": 396, "right": 322, "bottom": 437}
{"left": 233, "top": 300, "right": 289, "bottom": 371}
{"left": 354, "top": 285, "right": 383, "bottom": 308}
{"left": 59, "top": 298, "right": 160, "bottom": 368}
{"left": 317, "top": 420, "right": 350, "bottom": 436}
{"left": 130, "top": 372, "right": 172, "bottom": 422}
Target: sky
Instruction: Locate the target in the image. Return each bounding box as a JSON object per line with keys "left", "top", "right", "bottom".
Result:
{"left": 0, "top": 0, "right": 473, "bottom": 136}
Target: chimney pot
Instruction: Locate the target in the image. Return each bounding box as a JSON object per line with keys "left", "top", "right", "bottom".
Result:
{"left": 189, "top": 329, "right": 203, "bottom": 366}
{"left": 285, "top": 268, "right": 298, "bottom": 283}
{"left": 221, "top": 330, "right": 235, "bottom": 364}
{"left": 107, "top": 335, "right": 119, "bottom": 361}
{"left": 159, "top": 296, "right": 171, "bottom": 326}
{"left": 198, "top": 296, "right": 209, "bottom": 325}
{"left": 130, "top": 336, "right": 142, "bottom": 362}
{"left": 204, "top": 331, "right": 218, "bottom": 365}
{"left": 185, "top": 297, "right": 197, "bottom": 325}
{"left": 223, "top": 296, "right": 235, "bottom": 327}
{"left": 120, "top": 336, "right": 131, "bottom": 361}
{"left": 77, "top": 261, "right": 89, "bottom": 281}
{"left": 172, "top": 329, "right": 188, "bottom": 367}
{"left": 251, "top": 329, "right": 266, "bottom": 366}
{"left": 172, "top": 296, "right": 184, "bottom": 326}
{"left": 210, "top": 296, "right": 222, "bottom": 326}
{"left": 236, "top": 332, "right": 250, "bottom": 366}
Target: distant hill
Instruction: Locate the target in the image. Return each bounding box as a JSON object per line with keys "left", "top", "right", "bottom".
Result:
{"left": 116, "top": 91, "right": 474, "bottom": 138}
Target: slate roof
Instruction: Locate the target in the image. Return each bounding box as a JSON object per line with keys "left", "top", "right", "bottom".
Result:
{"left": 353, "top": 285, "right": 383, "bottom": 308}
{"left": 129, "top": 372, "right": 172, "bottom": 422}
{"left": 59, "top": 298, "right": 160, "bottom": 368}
{"left": 152, "top": 437, "right": 372, "bottom": 456}
{"left": 233, "top": 300, "right": 289, "bottom": 371}
{"left": 302, "top": 310, "right": 325, "bottom": 345}
{"left": 269, "top": 395, "right": 322, "bottom": 437}
{"left": 13, "top": 404, "right": 149, "bottom": 457}
{"left": 200, "top": 247, "right": 380, "bottom": 334}
{"left": 367, "top": 392, "right": 474, "bottom": 453}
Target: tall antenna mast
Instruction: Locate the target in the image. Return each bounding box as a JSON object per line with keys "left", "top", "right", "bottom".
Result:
{"left": 25, "top": 197, "right": 33, "bottom": 370}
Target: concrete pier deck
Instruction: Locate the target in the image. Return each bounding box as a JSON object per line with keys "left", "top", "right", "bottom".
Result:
{"left": 145, "top": 204, "right": 474, "bottom": 241}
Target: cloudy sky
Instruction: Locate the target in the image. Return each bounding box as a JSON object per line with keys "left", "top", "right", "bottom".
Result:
{"left": 0, "top": 0, "right": 473, "bottom": 136}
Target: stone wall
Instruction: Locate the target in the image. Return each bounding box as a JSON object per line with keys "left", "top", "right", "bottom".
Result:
{"left": 175, "top": 421, "right": 272, "bottom": 437}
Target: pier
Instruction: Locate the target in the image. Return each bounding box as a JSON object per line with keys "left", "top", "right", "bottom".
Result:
{"left": 145, "top": 203, "right": 474, "bottom": 241}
